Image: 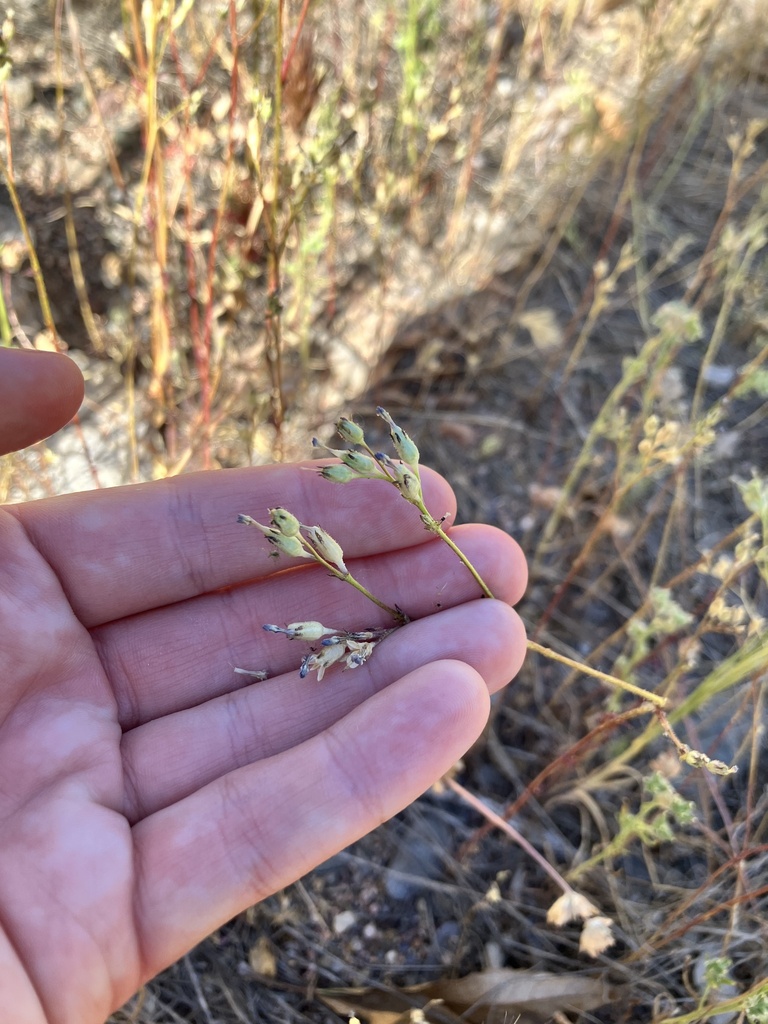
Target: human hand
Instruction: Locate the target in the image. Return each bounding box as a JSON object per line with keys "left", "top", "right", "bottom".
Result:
{"left": 0, "top": 350, "right": 527, "bottom": 1024}
{"left": 0, "top": 348, "right": 84, "bottom": 456}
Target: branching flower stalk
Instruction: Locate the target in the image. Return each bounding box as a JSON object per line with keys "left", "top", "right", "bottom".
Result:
{"left": 237, "top": 509, "right": 409, "bottom": 625}
{"left": 326, "top": 408, "right": 494, "bottom": 599}
{"left": 237, "top": 408, "right": 737, "bottom": 776}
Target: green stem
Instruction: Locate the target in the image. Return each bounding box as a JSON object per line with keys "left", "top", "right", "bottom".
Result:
{"left": 433, "top": 521, "right": 495, "bottom": 599}
{"left": 303, "top": 543, "right": 409, "bottom": 625}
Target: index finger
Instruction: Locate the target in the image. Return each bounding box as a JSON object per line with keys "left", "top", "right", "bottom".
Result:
{"left": 7, "top": 463, "right": 458, "bottom": 627}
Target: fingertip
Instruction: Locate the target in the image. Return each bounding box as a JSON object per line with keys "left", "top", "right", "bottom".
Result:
{"left": 405, "top": 658, "right": 492, "bottom": 749}
{"left": 0, "top": 349, "right": 84, "bottom": 455}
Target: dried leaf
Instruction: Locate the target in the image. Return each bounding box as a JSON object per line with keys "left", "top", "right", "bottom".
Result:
{"left": 319, "top": 968, "right": 616, "bottom": 1024}
{"left": 317, "top": 985, "right": 452, "bottom": 1024}
{"left": 418, "top": 968, "right": 613, "bottom": 1021}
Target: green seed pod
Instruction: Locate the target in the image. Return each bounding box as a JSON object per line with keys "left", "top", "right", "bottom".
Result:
{"left": 305, "top": 525, "right": 348, "bottom": 573}
{"left": 376, "top": 407, "right": 420, "bottom": 466}
{"left": 393, "top": 431, "right": 420, "bottom": 467}
{"left": 397, "top": 469, "right": 423, "bottom": 502}
{"left": 267, "top": 532, "right": 310, "bottom": 559}
{"left": 336, "top": 417, "right": 366, "bottom": 445}
{"left": 269, "top": 507, "right": 301, "bottom": 537}
{"left": 376, "top": 455, "right": 423, "bottom": 502}
{"left": 320, "top": 464, "right": 358, "bottom": 483}
{"left": 337, "top": 450, "right": 382, "bottom": 477}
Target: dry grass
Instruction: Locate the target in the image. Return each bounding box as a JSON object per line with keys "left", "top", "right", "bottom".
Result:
{"left": 2, "top": 0, "right": 768, "bottom": 1020}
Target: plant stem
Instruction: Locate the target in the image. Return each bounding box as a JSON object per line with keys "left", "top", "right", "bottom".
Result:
{"left": 526, "top": 639, "right": 668, "bottom": 707}
{"left": 302, "top": 543, "right": 409, "bottom": 625}
{"left": 431, "top": 519, "right": 495, "bottom": 599}
{"left": 446, "top": 776, "right": 575, "bottom": 896}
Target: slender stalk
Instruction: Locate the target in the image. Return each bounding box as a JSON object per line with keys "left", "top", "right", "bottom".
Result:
{"left": 526, "top": 640, "right": 668, "bottom": 707}
{"left": 0, "top": 94, "right": 57, "bottom": 338}
{"left": 424, "top": 509, "right": 495, "bottom": 599}
{"left": 302, "top": 542, "right": 409, "bottom": 625}
{"left": 446, "top": 777, "right": 575, "bottom": 896}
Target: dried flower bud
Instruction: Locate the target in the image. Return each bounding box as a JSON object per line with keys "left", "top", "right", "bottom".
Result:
{"left": 305, "top": 526, "right": 348, "bottom": 573}
{"left": 237, "top": 514, "right": 262, "bottom": 528}
{"left": 376, "top": 406, "right": 420, "bottom": 466}
{"left": 263, "top": 620, "right": 338, "bottom": 641}
{"left": 269, "top": 507, "right": 301, "bottom": 537}
{"left": 374, "top": 451, "right": 396, "bottom": 471}
{"left": 320, "top": 464, "right": 358, "bottom": 483}
{"left": 238, "top": 515, "right": 284, "bottom": 543}
{"left": 336, "top": 417, "right": 366, "bottom": 445}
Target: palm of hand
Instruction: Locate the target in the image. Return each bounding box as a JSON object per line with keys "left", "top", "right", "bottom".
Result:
{"left": 0, "top": 466, "right": 525, "bottom": 1024}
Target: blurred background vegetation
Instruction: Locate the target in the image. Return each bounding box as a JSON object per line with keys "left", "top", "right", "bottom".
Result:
{"left": 1, "top": 0, "right": 767, "bottom": 1020}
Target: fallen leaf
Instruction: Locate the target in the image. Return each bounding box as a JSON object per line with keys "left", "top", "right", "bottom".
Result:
{"left": 319, "top": 968, "right": 617, "bottom": 1024}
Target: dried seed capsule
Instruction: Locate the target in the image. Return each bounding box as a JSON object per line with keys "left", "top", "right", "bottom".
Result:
{"left": 263, "top": 621, "right": 338, "bottom": 641}
{"left": 336, "top": 417, "right": 366, "bottom": 445}
{"left": 313, "top": 643, "right": 347, "bottom": 680}
{"left": 300, "top": 643, "right": 346, "bottom": 681}
{"left": 305, "top": 526, "right": 348, "bottom": 573}
{"left": 269, "top": 507, "right": 301, "bottom": 537}
{"left": 319, "top": 464, "right": 358, "bottom": 483}
{"left": 345, "top": 640, "right": 375, "bottom": 668}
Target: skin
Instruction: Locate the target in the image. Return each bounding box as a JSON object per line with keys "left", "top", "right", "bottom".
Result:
{"left": 0, "top": 348, "right": 528, "bottom": 1024}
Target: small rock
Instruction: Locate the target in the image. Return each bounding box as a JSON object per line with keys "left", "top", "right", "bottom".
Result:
{"left": 332, "top": 910, "right": 357, "bottom": 935}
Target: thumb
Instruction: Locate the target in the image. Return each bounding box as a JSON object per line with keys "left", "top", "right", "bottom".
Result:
{"left": 0, "top": 348, "right": 84, "bottom": 456}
